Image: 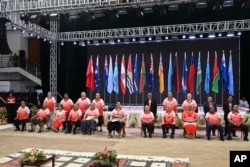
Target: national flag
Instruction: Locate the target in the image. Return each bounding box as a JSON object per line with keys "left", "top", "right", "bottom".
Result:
{"left": 219, "top": 51, "right": 228, "bottom": 92}
{"left": 158, "top": 54, "right": 164, "bottom": 93}
{"left": 126, "top": 55, "right": 134, "bottom": 94}
{"left": 228, "top": 52, "right": 234, "bottom": 95}
{"left": 103, "top": 55, "right": 108, "bottom": 88}
{"left": 181, "top": 52, "right": 187, "bottom": 94}
{"left": 204, "top": 52, "right": 210, "bottom": 94}
{"left": 139, "top": 55, "right": 146, "bottom": 93}
{"left": 212, "top": 51, "right": 220, "bottom": 93}
{"left": 196, "top": 52, "right": 202, "bottom": 95}
{"left": 167, "top": 53, "right": 173, "bottom": 93}
{"left": 173, "top": 52, "right": 180, "bottom": 94}
{"left": 133, "top": 54, "right": 139, "bottom": 93}
{"left": 113, "top": 55, "right": 119, "bottom": 94}
{"left": 94, "top": 56, "right": 100, "bottom": 92}
{"left": 188, "top": 53, "right": 195, "bottom": 93}
{"left": 107, "top": 55, "right": 113, "bottom": 94}
{"left": 86, "top": 56, "right": 95, "bottom": 92}
{"left": 149, "top": 53, "right": 155, "bottom": 93}
{"left": 120, "top": 55, "right": 126, "bottom": 95}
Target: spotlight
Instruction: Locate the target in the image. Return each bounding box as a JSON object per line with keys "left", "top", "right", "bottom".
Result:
{"left": 237, "top": 32, "right": 242, "bottom": 36}
{"left": 218, "top": 32, "right": 222, "bottom": 37}
{"left": 87, "top": 40, "right": 91, "bottom": 44}
{"left": 132, "top": 38, "right": 136, "bottom": 42}
{"left": 227, "top": 32, "right": 234, "bottom": 37}
{"left": 165, "top": 36, "right": 169, "bottom": 40}
{"left": 93, "top": 40, "right": 99, "bottom": 46}
{"left": 124, "top": 38, "right": 129, "bottom": 44}
{"left": 208, "top": 33, "right": 216, "bottom": 38}
{"left": 109, "top": 39, "right": 115, "bottom": 45}
{"left": 182, "top": 35, "right": 186, "bottom": 39}
{"left": 61, "top": 42, "right": 64, "bottom": 45}
{"left": 148, "top": 37, "right": 152, "bottom": 41}
{"left": 189, "top": 34, "right": 196, "bottom": 39}
{"left": 49, "top": 41, "right": 52, "bottom": 44}
{"left": 116, "top": 13, "right": 119, "bottom": 18}
{"left": 73, "top": 41, "right": 77, "bottom": 45}
{"left": 37, "top": 35, "right": 40, "bottom": 39}
{"left": 155, "top": 36, "right": 162, "bottom": 42}
{"left": 79, "top": 41, "right": 86, "bottom": 46}
{"left": 29, "top": 32, "right": 33, "bottom": 36}
{"left": 199, "top": 34, "right": 203, "bottom": 38}
{"left": 43, "top": 38, "right": 47, "bottom": 42}
{"left": 102, "top": 39, "right": 106, "bottom": 43}
{"left": 21, "top": 30, "right": 25, "bottom": 33}
{"left": 117, "top": 39, "right": 121, "bottom": 43}
{"left": 12, "top": 26, "right": 17, "bottom": 30}
{"left": 139, "top": 37, "right": 146, "bottom": 43}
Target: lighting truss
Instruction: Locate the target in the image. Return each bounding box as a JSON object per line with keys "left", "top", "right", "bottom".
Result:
{"left": 58, "top": 19, "right": 250, "bottom": 41}
{"left": 0, "top": 0, "right": 192, "bottom": 15}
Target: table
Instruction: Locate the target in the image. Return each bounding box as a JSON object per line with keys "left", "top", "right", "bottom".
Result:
{"left": 20, "top": 155, "right": 56, "bottom": 167}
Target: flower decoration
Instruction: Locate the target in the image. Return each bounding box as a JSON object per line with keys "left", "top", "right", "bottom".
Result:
{"left": 19, "top": 148, "right": 46, "bottom": 164}
{"left": 30, "top": 105, "right": 38, "bottom": 117}
{"left": 176, "top": 106, "right": 184, "bottom": 113}
{"left": 91, "top": 147, "right": 118, "bottom": 166}
{"left": 0, "top": 107, "right": 8, "bottom": 119}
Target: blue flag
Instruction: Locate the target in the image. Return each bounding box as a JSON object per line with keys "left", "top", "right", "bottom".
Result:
{"left": 219, "top": 52, "right": 227, "bottom": 92}
{"left": 228, "top": 53, "right": 234, "bottom": 95}
{"left": 204, "top": 52, "right": 210, "bottom": 94}
{"left": 149, "top": 53, "right": 155, "bottom": 93}
{"left": 107, "top": 55, "right": 113, "bottom": 94}
{"left": 181, "top": 53, "right": 187, "bottom": 94}
{"left": 168, "top": 53, "right": 173, "bottom": 92}
{"left": 133, "top": 54, "right": 139, "bottom": 93}
{"left": 196, "top": 52, "right": 202, "bottom": 95}
{"left": 94, "top": 56, "right": 100, "bottom": 92}
{"left": 113, "top": 55, "right": 119, "bottom": 94}
{"left": 103, "top": 55, "right": 108, "bottom": 88}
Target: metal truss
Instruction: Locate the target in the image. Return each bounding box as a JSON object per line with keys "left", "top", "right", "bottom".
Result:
{"left": 49, "top": 20, "right": 58, "bottom": 100}
{"left": 58, "top": 19, "right": 250, "bottom": 41}
{"left": 0, "top": 0, "right": 192, "bottom": 15}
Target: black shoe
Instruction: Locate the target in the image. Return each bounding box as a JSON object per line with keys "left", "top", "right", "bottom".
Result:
{"left": 162, "top": 135, "right": 167, "bottom": 138}
{"left": 100, "top": 129, "right": 102, "bottom": 132}
{"left": 220, "top": 138, "right": 224, "bottom": 141}
{"left": 149, "top": 134, "right": 152, "bottom": 138}
{"left": 227, "top": 136, "right": 232, "bottom": 140}
{"left": 244, "top": 138, "right": 249, "bottom": 141}
{"left": 223, "top": 134, "right": 227, "bottom": 136}
{"left": 65, "top": 131, "right": 70, "bottom": 134}
{"left": 73, "top": 131, "right": 76, "bottom": 135}
{"left": 37, "top": 130, "right": 41, "bottom": 133}
{"left": 233, "top": 134, "right": 238, "bottom": 137}
{"left": 143, "top": 135, "right": 147, "bottom": 138}
{"left": 207, "top": 137, "right": 210, "bottom": 140}
{"left": 170, "top": 135, "right": 174, "bottom": 139}
{"left": 14, "top": 129, "right": 20, "bottom": 131}
{"left": 29, "top": 130, "right": 34, "bottom": 132}
{"left": 212, "top": 133, "right": 216, "bottom": 136}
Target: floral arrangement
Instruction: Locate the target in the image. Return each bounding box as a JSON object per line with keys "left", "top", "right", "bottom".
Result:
{"left": 0, "top": 107, "right": 8, "bottom": 119}
{"left": 19, "top": 148, "right": 46, "bottom": 164}
{"left": 91, "top": 147, "right": 118, "bottom": 166}
{"left": 176, "top": 106, "right": 184, "bottom": 112}
{"left": 30, "top": 105, "right": 38, "bottom": 117}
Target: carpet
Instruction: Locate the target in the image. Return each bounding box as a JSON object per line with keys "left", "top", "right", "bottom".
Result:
{"left": 0, "top": 148, "right": 190, "bottom": 167}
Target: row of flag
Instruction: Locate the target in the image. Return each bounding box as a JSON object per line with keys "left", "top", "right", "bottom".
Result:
{"left": 86, "top": 51, "right": 234, "bottom": 95}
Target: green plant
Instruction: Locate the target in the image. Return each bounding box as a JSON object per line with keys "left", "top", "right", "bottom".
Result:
{"left": 0, "top": 107, "right": 8, "bottom": 119}
{"left": 91, "top": 148, "right": 117, "bottom": 166}
{"left": 19, "top": 148, "right": 46, "bottom": 164}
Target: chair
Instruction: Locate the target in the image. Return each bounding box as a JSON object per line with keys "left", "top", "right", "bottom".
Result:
{"left": 231, "top": 127, "right": 244, "bottom": 140}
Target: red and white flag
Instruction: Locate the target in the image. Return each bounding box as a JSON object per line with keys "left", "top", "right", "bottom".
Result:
{"left": 86, "top": 56, "right": 95, "bottom": 91}
{"left": 120, "top": 55, "right": 126, "bottom": 95}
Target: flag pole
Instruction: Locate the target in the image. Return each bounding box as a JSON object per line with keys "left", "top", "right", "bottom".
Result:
{"left": 129, "top": 94, "right": 131, "bottom": 110}
{"left": 123, "top": 94, "right": 124, "bottom": 105}
{"left": 109, "top": 94, "right": 111, "bottom": 105}
{"left": 103, "top": 87, "right": 106, "bottom": 103}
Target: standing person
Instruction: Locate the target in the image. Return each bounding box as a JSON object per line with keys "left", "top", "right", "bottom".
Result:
{"left": 141, "top": 105, "right": 155, "bottom": 138}
{"left": 223, "top": 95, "right": 237, "bottom": 137}
{"left": 239, "top": 97, "right": 249, "bottom": 108}
{"left": 182, "top": 104, "right": 198, "bottom": 139}
{"left": 14, "top": 101, "right": 30, "bottom": 131}
{"left": 60, "top": 93, "right": 74, "bottom": 131}
{"left": 6, "top": 92, "right": 16, "bottom": 103}
{"left": 52, "top": 104, "right": 66, "bottom": 132}
{"left": 144, "top": 92, "right": 157, "bottom": 118}
{"left": 65, "top": 104, "right": 82, "bottom": 134}
{"left": 182, "top": 93, "right": 197, "bottom": 113}
{"left": 43, "top": 91, "right": 56, "bottom": 130}
{"left": 76, "top": 92, "right": 91, "bottom": 119}
{"left": 203, "top": 96, "right": 217, "bottom": 136}
{"left": 162, "top": 92, "right": 178, "bottom": 112}
{"left": 92, "top": 93, "right": 105, "bottom": 132}
{"left": 161, "top": 105, "right": 176, "bottom": 139}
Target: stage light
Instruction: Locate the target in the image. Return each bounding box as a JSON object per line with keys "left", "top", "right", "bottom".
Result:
{"left": 218, "top": 32, "right": 222, "bottom": 37}
{"left": 148, "top": 37, "right": 152, "bottom": 41}
{"left": 93, "top": 40, "right": 99, "bottom": 46}
{"left": 139, "top": 37, "right": 146, "bottom": 43}
{"left": 132, "top": 38, "right": 136, "bottom": 42}
{"left": 73, "top": 41, "right": 77, "bottom": 45}
{"left": 37, "top": 35, "right": 40, "bottom": 39}
{"left": 182, "top": 35, "right": 186, "bottom": 39}
{"left": 109, "top": 39, "right": 115, "bottom": 45}
{"left": 156, "top": 36, "right": 162, "bottom": 42}
{"left": 61, "top": 42, "right": 64, "bottom": 46}
{"left": 43, "top": 38, "right": 47, "bottom": 42}
{"left": 21, "top": 30, "right": 25, "bottom": 33}
{"left": 117, "top": 39, "right": 121, "bottom": 43}
{"left": 165, "top": 36, "right": 169, "bottom": 40}
{"left": 124, "top": 38, "right": 129, "bottom": 44}
{"left": 199, "top": 34, "right": 204, "bottom": 38}
{"left": 102, "top": 39, "right": 106, "bottom": 43}
{"left": 189, "top": 35, "right": 196, "bottom": 39}
{"left": 237, "top": 32, "right": 242, "bottom": 36}
{"left": 208, "top": 33, "right": 216, "bottom": 38}
{"left": 227, "top": 32, "right": 234, "bottom": 37}
{"left": 87, "top": 40, "right": 91, "bottom": 44}
{"left": 49, "top": 41, "right": 52, "bottom": 44}
{"left": 12, "top": 26, "right": 17, "bottom": 30}
{"left": 29, "top": 32, "right": 33, "bottom": 36}
{"left": 79, "top": 41, "right": 86, "bottom": 46}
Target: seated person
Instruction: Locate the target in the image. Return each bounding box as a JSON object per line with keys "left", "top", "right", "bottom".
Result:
{"left": 6, "top": 92, "right": 16, "bottom": 103}
{"left": 107, "top": 102, "right": 127, "bottom": 138}
{"left": 227, "top": 105, "right": 249, "bottom": 141}
{"left": 181, "top": 104, "right": 198, "bottom": 139}
{"left": 239, "top": 97, "right": 249, "bottom": 108}
{"left": 141, "top": 105, "right": 155, "bottom": 138}
{"left": 65, "top": 104, "right": 82, "bottom": 134}
{"left": 80, "top": 102, "right": 99, "bottom": 135}
{"left": 29, "top": 103, "right": 50, "bottom": 133}
{"left": 205, "top": 106, "right": 224, "bottom": 141}
{"left": 161, "top": 105, "right": 176, "bottom": 139}
{"left": 14, "top": 101, "right": 30, "bottom": 131}
{"left": 52, "top": 104, "right": 66, "bottom": 132}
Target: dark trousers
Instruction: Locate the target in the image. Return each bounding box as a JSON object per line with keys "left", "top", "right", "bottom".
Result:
{"left": 66, "top": 120, "right": 81, "bottom": 133}
{"left": 206, "top": 123, "right": 224, "bottom": 139}
{"left": 224, "top": 119, "right": 236, "bottom": 136}
{"left": 161, "top": 124, "right": 175, "bottom": 136}
{"left": 81, "top": 120, "right": 97, "bottom": 133}
{"left": 141, "top": 122, "right": 154, "bottom": 136}
{"left": 228, "top": 123, "right": 248, "bottom": 138}
{"left": 14, "top": 119, "right": 27, "bottom": 130}
{"left": 107, "top": 121, "right": 125, "bottom": 134}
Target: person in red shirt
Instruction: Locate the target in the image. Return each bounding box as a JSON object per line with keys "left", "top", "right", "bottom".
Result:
{"left": 182, "top": 104, "right": 198, "bottom": 139}
{"left": 92, "top": 93, "right": 105, "bottom": 132}
{"left": 182, "top": 93, "right": 197, "bottom": 113}
{"left": 141, "top": 105, "right": 155, "bottom": 138}
{"left": 29, "top": 103, "right": 50, "bottom": 133}
{"left": 60, "top": 93, "right": 74, "bottom": 130}
{"left": 52, "top": 104, "right": 66, "bottom": 132}
{"left": 43, "top": 91, "right": 56, "bottom": 129}
{"left": 76, "top": 92, "right": 91, "bottom": 118}
{"left": 6, "top": 93, "right": 16, "bottom": 103}
{"left": 14, "top": 101, "right": 30, "bottom": 131}
{"left": 205, "top": 106, "right": 224, "bottom": 141}
{"left": 227, "top": 105, "right": 249, "bottom": 141}
{"left": 65, "top": 104, "right": 82, "bottom": 134}
{"left": 161, "top": 105, "right": 176, "bottom": 139}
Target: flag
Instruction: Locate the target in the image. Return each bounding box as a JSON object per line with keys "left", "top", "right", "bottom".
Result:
{"left": 120, "top": 55, "right": 126, "bottom": 95}
{"left": 188, "top": 53, "right": 195, "bottom": 93}
{"left": 181, "top": 52, "right": 187, "bottom": 94}
{"left": 94, "top": 56, "right": 100, "bottom": 92}
{"left": 158, "top": 54, "right": 164, "bottom": 93}
{"left": 219, "top": 51, "right": 228, "bottom": 92}
{"left": 103, "top": 55, "right": 108, "bottom": 88}
{"left": 212, "top": 51, "right": 220, "bottom": 93}
{"left": 196, "top": 52, "right": 202, "bottom": 95}
{"left": 228, "top": 52, "right": 234, "bottom": 95}
{"left": 173, "top": 52, "right": 180, "bottom": 94}
{"left": 204, "top": 52, "right": 210, "bottom": 94}
{"left": 126, "top": 55, "right": 134, "bottom": 94}
{"left": 139, "top": 55, "right": 146, "bottom": 93}
{"left": 149, "top": 53, "right": 155, "bottom": 93}
{"left": 168, "top": 53, "right": 173, "bottom": 93}
{"left": 133, "top": 54, "right": 139, "bottom": 93}
{"left": 86, "top": 56, "right": 95, "bottom": 92}
{"left": 113, "top": 55, "right": 119, "bottom": 94}
{"left": 107, "top": 55, "right": 113, "bottom": 94}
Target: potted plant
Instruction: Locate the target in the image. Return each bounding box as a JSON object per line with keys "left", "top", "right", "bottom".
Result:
{"left": 0, "top": 107, "right": 8, "bottom": 125}
{"left": 91, "top": 148, "right": 118, "bottom": 167}
{"left": 19, "top": 148, "right": 47, "bottom": 164}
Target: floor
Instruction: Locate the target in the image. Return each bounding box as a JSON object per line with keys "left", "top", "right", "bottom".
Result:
{"left": 0, "top": 124, "right": 249, "bottom": 167}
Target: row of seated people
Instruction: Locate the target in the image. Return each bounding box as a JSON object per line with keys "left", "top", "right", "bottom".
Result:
{"left": 13, "top": 100, "right": 249, "bottom": 141}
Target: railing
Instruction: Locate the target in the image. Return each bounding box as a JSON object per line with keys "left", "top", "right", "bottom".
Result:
{"left": 0, "top": 54, "right": 41, "bottom": 79}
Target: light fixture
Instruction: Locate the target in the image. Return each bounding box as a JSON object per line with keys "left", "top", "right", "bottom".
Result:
{"left": 132, "top": 38, "right": 136, "bottom": 42}
{"left": 165, "top": 36, "right": 169, "bottom": 40}
{"left": 73, "top": 41, "right": 77, "bottom": 45}
{"left": 218, "top": 32, "right": 222, "bottom": 37}
{"left": 61, "top": 42, "right": 64, "bottom": 46}
{"left": 21, "top": 30, "right": 25, "bottom": 33}
{"left": 93, "top": 40, "right": 99, "bottom": 46}
{"left": 87, "top": 40, "right": 91, "bottom": 44}
{"left": 124, "top": 38, "right": 129, "bottom": 44}
{"left": 43, "top": 38, "right": 47, "bottom": 42}
{"left": 148, "top": 37, "right": 152, "bottom": 41}
{"left": 182, "top": 35, "right": 186, "bottom": 39}
{"left": 155, "top": 36, "right": 162, "bottom": 42}
{"left": 102, "top": 39, "right": 106, "bottom": 43}
{"left": 189, "top": 34, "right": 196, "bottom": 39}
{"left": 227, "top": 32, "right": 234, "bottom": 37}
{"left": 199, "top": 34, "right": 204, "bottom": 38}
{"left": 49, "top": 41, "right": 52, "bottom": 44}
{"left": 139, "top": 37, "right": 146, "bottom": 43}
{"left": 237, "top": 32, "right": 242, "bottom": 36}
{"left": 117, "top": 39, "right": 121, "bottom": 43}
{"left": 171, "top": 35, "right": 178, "bottom": 40}
{"left": 79, "top": 41, "right": 86, "bottom": 46}
{"left": 49, "top": 13, "right": 58, "bottom": 21}
{"left": 37, "top": 35, "right": 40, "bottom": 39}
{"left": 29, "top": 32, "right": 33, "bottom": 36}
{"left": 109, "top": 39, "right": 115, "bottom": 45}
{"left": 208, "top": 33, "right": 216, "bottom": 38}
{"left": 12, "top": 26, "right": 17, "bottom": 30}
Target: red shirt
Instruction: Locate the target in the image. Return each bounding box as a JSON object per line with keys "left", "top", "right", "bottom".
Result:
{"left": 17, "top": 106, "right": 30, "bottom": 120}
{"left": 228, "top": 111, "right": 244, "bottom": 124}
{"left": 162, "top": 110, "right": 176, "bottom": 124}
{"left": 69, "top": 109, "right": 82, "bottom": 121}
{"left": 60, "top": 99, "right": 74, "bottom": 113}
{"left": 162, "top": 98, "right": 178, "bottom": 111}
{"left": 43, "top": 97, "right": 56, "bottom": 112}
{"left": 92, "top": 99, "right": 105, "bottom": 116}
{"left": 205, "top": 112, "right": 221, "bottom": 125}
{"left": 141, "top": 112, "right": 154, "bottom": 122}
{"left": 6, "top": 96, "right": 16, "bottom": 103}
{"left": 76, "top": 97, "right": 91, "bottom": 113}
{"left": 36, "top": 108, "right": 50, "bottom": 120}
